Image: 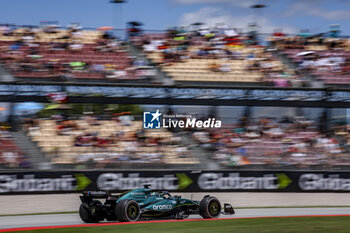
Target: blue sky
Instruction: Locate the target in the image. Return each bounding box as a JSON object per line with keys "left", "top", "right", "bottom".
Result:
{"left": 0, "top": 0, "right": 349, "bottom": 34}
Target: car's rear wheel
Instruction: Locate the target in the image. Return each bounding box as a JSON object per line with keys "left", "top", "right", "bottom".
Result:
{"left": 199, "top": 196, "right": 221, "bottom": 219}
{"left": 115, "top": 199, "right": 140, "bottom": 222}
{"left": 79, "top": 200, "right": 104, "bottom": 223}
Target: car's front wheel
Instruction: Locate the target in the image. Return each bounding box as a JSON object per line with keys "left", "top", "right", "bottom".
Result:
{"left": 199, "top": 196, "right": 221, "bottom": 219}
{"left": 115, "top": 199, "right": 140, "bottom": 222}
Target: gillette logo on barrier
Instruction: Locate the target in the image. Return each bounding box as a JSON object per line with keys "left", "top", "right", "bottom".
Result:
{"left": 143, "top": 110, "right": 162, "bottom": 129}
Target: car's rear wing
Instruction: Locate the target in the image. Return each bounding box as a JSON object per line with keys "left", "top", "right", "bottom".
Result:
{"left": 80, "top": 190, "right": 122, "bottom": 204}
{"left": 82, "top": 191, "right": 109, "bottom": 198}
{"left": 80, "top": 191, "right": 106, "bottom": 204}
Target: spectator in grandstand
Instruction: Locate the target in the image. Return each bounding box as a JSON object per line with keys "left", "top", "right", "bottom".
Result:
{"left": 209, "top": 62, "right": 220, "bottom": 72}
{"left": 84, "top": 114, "right": 101, "bottom": 126}
{"left": 43, "top": 24, "right": 59, "bottom": 34}
{"left": 2, "top": 151, "right": 19, "bottom": 168}
{"left": 60, "top": 69, "right": 75, "bottom": 81}
{"left": 70, "top": 28, "right": 83, "bottom": 41}
{"left": 219, "top": 62, "right": 231, "bottom": 72}
{"left": 247, "top": 60, "right": 260, "bottom": 71}
{"left": 342, "top": 59, "right": 350, "bottom": 75}
{"left": 69, "top": 43, "right": 84, "bottom": 52}
{"left": 91, "top": 63, "right": 105, "bottom": 72}
{"left": 135, "top": 67, "right": 156, "bottom": 81}
{"left": 105, "top": 68, "right": 126, "bottom": 79}
{"left": 133, "top": 57, "right": 147, "bottom": 67}
{"left": 0, "top": 24, "right": 14, "bottom": 36}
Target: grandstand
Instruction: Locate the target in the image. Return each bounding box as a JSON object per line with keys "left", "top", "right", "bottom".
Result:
{"left": 270, "top": 35, "right": 350, "bottom": 85}
{"left": 1, "top": 21, "right": 350, "bottom": 170}
{"left": 0, "top": 25, "right": 156, "bottom": 83}
{"left": 13, "top": 108, "right": 350, "bottom": 170}
{"left": 26, "top": 117, "right": 198, "bottom": 168}
{"left": 1, "top": 24, "right": 349, "bottom": 87}
{"left": 132, "top": 31, "right": 296, "bottom": 86}
{"left": 193, "top": 116, "right": 350, "bottom": 169}
{"left": 0, "top": 127, "right": 30, "bottom": 168}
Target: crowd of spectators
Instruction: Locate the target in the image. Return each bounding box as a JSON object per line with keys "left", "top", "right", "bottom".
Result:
{"left": 0, "top": 24, "right": 156, "bottom": 82}
{"left": 11, "top": 109, "right": 350, "bottom": 170}
{"left": 2, "top": 23, "right": 350, "bottom": 86}
{"left": 0, "top": 127, "right": 31, "bottom": 168}
{"left": 193, "top": 116, "right": 350, "bottom": 168}
{"left": 270, "top": 30, "right": 350, "bottom": 85}
{"left": 26, "top": 113, "right": 197, "bottom": 168}
{"left": 300, "top": 52, "right": 350, "bottom": 79}
{"left": 132, "top": 26, "right": 299, "bottom": 86}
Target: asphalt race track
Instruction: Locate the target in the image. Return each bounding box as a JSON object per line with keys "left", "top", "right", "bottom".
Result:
{"left": 0, "top": 207, "right": 349, "bottom": 230}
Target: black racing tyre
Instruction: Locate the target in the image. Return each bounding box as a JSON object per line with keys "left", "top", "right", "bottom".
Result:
{"left": 199, "top": 196, "right": 221, "bottom": 219}
{"left": 115, "top": 199, "right": 140, "bottom": 222}
{"left": 79, "top": 200, "right": 104, "bottom": 223}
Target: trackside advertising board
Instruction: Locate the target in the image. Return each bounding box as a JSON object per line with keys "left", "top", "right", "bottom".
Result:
{"left": 0, "top": 170, "right": 349, "bottom": 194}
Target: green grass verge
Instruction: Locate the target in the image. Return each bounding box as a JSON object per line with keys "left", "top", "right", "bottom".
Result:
{"left": 13, "top": 216, "right": 350, "bottom": 233}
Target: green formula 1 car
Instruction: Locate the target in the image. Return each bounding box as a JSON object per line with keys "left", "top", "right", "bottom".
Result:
{"left": 79, "top": 185, "right": 235, "bottom": 223}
